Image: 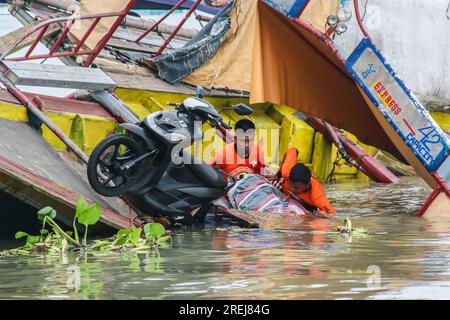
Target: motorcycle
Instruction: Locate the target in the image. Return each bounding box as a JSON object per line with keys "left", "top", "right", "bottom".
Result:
{"left": 87, "top": 87, "right": 253, "bottom": 225}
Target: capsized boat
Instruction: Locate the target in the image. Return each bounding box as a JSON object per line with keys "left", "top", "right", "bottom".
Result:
{"left": 0, "top": 0, "right": 447, "bottom": 231}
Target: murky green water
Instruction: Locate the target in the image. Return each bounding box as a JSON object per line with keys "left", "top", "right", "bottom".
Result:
{"left": 2, "top": 177, "right": 450, "bottom": 300}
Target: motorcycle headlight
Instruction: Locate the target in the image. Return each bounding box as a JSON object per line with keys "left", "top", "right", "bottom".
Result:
{"left": 168, "top": 132, "right": 188, "bottom": 143}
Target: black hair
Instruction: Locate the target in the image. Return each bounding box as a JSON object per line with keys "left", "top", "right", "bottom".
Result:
{"left": 289, "top": 163, "right": 312, "bottom": 184}
{"left": 235, "top": 119, "right": 255, "bottom": 132}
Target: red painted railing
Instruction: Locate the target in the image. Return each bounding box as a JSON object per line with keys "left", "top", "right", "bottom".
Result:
{"left": 0, "top": 0, "right": 137, "bottom": 67}
{"left": 134, "top": 0, "right": 202, "bottom": 56}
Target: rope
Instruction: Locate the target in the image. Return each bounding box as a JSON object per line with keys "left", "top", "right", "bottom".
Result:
{"left": 326, "top": 149, "right": 345, "bottom": 184}
{"left": 447, "top": 0, "right": 450, "bottom": 19}
{"left": 361, "top": 0, "right": 369, "bottom": 21}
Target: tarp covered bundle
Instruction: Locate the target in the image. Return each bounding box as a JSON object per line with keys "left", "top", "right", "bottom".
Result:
{"left": 228, "top": 174, "right": 306, "bottom": 214}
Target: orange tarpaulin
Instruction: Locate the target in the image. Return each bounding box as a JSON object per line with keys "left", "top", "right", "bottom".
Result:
{"left": 185, "top": 0, "right": 340, "bottom": 91}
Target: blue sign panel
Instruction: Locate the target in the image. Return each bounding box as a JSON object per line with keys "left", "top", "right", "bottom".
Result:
{"left": 263, "top": 0, "right": 309, "bottom": 19}
{"left": 346, "top": 38, "right": 450, "bottom": 173}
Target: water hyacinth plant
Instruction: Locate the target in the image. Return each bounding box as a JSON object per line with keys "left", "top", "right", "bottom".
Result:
{"left": 3, "top": 195, "right": 171, "bottom": 256}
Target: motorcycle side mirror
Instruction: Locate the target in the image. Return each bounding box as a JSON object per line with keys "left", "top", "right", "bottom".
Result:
{"left": 233, "top": 103, "right": 253, "bottom": 116}
{"left": 196, "top": 86, "right": 207, "bottom": 99}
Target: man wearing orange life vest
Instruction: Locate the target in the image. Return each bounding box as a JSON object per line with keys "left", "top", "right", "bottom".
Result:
{"left": 210, "top": 119, "right": 266, "bottom": 179}
{"left": 277, "top": 147, "right": 335, "bottom": 214}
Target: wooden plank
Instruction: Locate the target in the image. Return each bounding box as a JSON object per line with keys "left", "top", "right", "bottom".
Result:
{"left": 113, "top": 28, "right": 187, "bottom": 50}
{"left": 3, "top": 61, "right": 117, "bottom": 90}
{"left": 106, "top": 37, "right": 158, "bottom": 54}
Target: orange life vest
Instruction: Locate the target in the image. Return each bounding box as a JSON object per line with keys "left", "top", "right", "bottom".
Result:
{"left": 280, "top": 148, "right": 335, "bottom": 214}
{"left": 210, "top": 142, "right": 265, "bottom": 179}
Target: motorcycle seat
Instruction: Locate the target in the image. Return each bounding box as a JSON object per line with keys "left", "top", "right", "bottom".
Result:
{"left": 185, "top": 161, "right": 228, "bottom": 189}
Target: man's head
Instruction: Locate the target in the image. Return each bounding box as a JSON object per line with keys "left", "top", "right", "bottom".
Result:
{"left": 288, "top": 163, "right": 312, "bottom": 194}
{"left": 234, "top": 119, "right": 256, "bottom": 158}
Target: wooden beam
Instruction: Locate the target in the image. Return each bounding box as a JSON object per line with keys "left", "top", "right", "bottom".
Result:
{"left": 3, "top": 61, "right": 117, "bottom": 91}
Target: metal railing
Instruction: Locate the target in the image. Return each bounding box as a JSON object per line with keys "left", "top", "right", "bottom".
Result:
{"left": 134, "top": 0, "right": 202, "bottom": 56}
{"left": 0, "top": 0, "right": 137, "bottom": 67}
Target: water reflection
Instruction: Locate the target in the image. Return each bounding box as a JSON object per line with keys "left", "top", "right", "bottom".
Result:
{"left": 2, "top": 177, "right": 450, "bottom": 299}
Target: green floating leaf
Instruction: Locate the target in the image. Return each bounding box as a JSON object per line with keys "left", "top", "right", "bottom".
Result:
{"left": 37, "top": 207, "right": 57, "bottom": 222}
{"left": 15, "top": 231, "right": 29, "bottom": 239}
{"left": 77, "top": 201, "right": 101, "bottom": 227}
{"left": 159, "top": 236, "right": 171, "bottom": 243}
{"left": 75, "top": 196, "right": 89, "bottom": 219}
{"left": 116, "top": 229, "right": 132, "bottom": 237}
{"left": 144, "top": 223, "right": 165, "bottom": 239}
{"left": 26, "top": 236, "right": 40, "bottom": 246}
{"left": 114, "top": 229, "right": 132, "bottom": 246}
{"left": 129, "top": 228, "right": 142, "bottom": 246}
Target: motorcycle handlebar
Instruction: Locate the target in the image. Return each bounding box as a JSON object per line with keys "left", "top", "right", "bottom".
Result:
{"left": 219, "top": 119, "right": 231, "bottom": 130}
{"left": 217, "top": 168, "right": 236, "bottom": 192}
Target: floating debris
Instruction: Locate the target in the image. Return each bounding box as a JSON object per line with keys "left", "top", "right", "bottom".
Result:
{"left": 336, "top": 218, "right": 368, "bottom": 235}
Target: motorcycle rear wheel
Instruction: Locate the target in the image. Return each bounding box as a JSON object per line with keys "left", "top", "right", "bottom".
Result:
{"left": 87, "top": 134, "right": 144, "bottom": 197}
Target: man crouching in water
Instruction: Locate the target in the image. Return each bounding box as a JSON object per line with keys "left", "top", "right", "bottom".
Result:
{"left": 210, "top": 119, "right": 271, "bottom": 179}
{"left": 276, "top": 148, "right": 335, "bottom": 215}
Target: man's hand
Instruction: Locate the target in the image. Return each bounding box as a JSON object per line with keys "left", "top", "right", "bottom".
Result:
{"left": 205, "top": 0, "right": 228, "bottom": 7}
{"left": 263, "top": 175, "right": 284, "bottom": 189}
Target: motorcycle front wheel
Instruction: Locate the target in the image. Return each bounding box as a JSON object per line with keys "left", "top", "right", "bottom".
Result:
{"left": 87, "top": 134, "right": 144, "bottom": 197}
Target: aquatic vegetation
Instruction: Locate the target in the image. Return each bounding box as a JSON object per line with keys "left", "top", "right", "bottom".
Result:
{"left": 5, "top": 195, "right": 171, "bottom": 256}
{"left": 336, "top": 218, "right": 368, "bottom": 235}
{"left": 88, "top": 223, "right": 171, "bottom": 252}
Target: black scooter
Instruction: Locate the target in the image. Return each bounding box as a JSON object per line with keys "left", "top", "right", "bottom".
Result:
{"left": 87, "top": 88, "right": 253, "bottom": 225}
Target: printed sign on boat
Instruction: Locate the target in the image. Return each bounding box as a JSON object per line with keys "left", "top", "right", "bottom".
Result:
{"left": 347, "top": 39, "right": 449, "bottom": 172}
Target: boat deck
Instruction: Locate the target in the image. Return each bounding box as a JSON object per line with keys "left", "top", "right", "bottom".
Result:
{"left": 0, "top": 117, "right": 137, "bottom": 231}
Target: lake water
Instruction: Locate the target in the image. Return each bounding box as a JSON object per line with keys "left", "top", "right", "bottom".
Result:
{"left": 3, "top": 177, "right": 450, "bottom": 300}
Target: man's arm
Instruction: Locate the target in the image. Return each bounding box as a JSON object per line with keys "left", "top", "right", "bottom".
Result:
{"left": 309, "top": 179, "right": 336, "bottom": 214}
{"left": 280, "top": 147, "right": 299, "bottom": 179}
{"left": 311, "top": 195, "right": 335, "bottom": 214}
